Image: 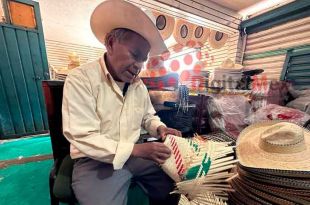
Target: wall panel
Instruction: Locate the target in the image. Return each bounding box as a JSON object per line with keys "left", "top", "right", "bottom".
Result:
{"left": 45, "top": 40, "right": 104, "bottom": 70}
{"left": 243, "top": 17, "right": 310, "bottom": 80}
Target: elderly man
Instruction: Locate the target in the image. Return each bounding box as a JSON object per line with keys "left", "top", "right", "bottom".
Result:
{"left": 62, "top": 0, "right": 181, "bottom": 204}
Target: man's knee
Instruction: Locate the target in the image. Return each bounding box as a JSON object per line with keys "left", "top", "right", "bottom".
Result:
{"left": 72, "top": 158, "right": 132, "bottom": 205}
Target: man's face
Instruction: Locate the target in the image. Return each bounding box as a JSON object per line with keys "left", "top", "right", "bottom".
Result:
{"left": 106, "top": 31, "right": 151, "bottom": 83}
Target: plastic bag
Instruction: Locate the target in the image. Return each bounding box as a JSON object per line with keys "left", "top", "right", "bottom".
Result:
{"left": 286, "top": 96, "right": 310, "bottom": 114}
{"left": 245, "top": 104, "right": 310, "bottom": 126}
{"left": 207, "top": 95, "right": 251, "bottom": 138}
{"left": 250, "top": 80, "right": 289, "bottom": 111}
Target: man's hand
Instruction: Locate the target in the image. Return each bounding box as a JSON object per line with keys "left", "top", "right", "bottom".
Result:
{"left": 132, "top": 143, "right": 171, "bottom": 164}
{"left": 157, "top": 125, "right": 182, "bottom": 140}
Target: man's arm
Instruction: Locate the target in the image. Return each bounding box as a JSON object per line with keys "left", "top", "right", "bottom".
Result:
{"left": 141, "top": 86, "right": 182, "bottom": 139}
{"left": 62, "top": 71, "right": 134, "bottom": 169}
{"left": 140, "top": 87, "right": 166, "bottom": 136}
{"left": 131, "top": 86, "right": 181, "bottom": 164}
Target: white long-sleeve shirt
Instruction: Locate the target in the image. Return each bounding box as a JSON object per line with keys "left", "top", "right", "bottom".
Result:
{"left": 62, "top": 56, "right": 165, "bottom": 169}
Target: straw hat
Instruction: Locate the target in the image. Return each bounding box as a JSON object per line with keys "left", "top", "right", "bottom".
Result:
{"left": 90, "top": 0, "right": 167, "bottom": 56}
{"left": 208, "top": 30, "right": 228, "bottom": 49}
{"left": 237, "top": 121, "right": 310, "bottom": 171}
{"left": 173, "top": 19, "right": 194, "bottom": 46}
{"left": 220, "top": 58, "right": 243, "bottom": 70}
{"left": 191, "top": 25, "right": 210, "bottom": 48}
{"left": 152, "top": 11, "right": 175, "bottom": 40}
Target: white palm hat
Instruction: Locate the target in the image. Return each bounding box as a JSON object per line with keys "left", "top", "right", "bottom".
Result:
{"left": 237, "top": 121, "right": 310, "bottom": 171}
{"left": 90, "top": 0, "right": 168, "bottom": 56}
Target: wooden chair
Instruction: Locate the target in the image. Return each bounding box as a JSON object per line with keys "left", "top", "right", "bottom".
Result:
{"left": 42, "top": 80, "right": 76, "bottom": 205}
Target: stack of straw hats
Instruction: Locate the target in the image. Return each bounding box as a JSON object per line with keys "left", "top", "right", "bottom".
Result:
{"left": 161, "top": 134, "right": 238, "bottom": 204}
{"left": 229, "top": 121, "right": 310, "bottom": 204}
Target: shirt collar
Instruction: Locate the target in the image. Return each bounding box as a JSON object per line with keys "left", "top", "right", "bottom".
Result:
{"left": 99, "top": 54, "right": 111, "bottom": 81}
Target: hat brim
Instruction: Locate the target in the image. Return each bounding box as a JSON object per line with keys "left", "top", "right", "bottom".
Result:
{"left": 232, "top": 176, "right": 302, "bottom": 204}
{"left": 191, "top": 26, "right": 210, "bottom": 48}
{"left": 237, "top": 164, "right": 310, "bottom": 190}
{"left": 208, "top": 30, "right": 228, "bottom": 49}
{"left": 152, "top": 11, "right": 175, "bottom": 40}
{"left": 236, "top": 121, "right": 310, "bottom": 171}
{"left": 239, "top": 163, "right": 310, "bottom": 178}
{"left": 232, "top": 165, "right": 310, "bottom": 204}
{"left": 173, "top": 19, "right": 194, "bottom": 46}
{"left": 90, "top": 0, "right": 168, "bottom": 56}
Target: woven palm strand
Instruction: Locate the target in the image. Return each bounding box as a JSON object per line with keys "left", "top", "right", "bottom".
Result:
{"left": 178, "top": 193, "right": 227, "bottom": 205}
{"left": 162, "top": 134, "right": 237, "bottom": 205}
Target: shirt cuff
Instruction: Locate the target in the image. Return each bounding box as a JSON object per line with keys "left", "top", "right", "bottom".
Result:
{"left": 148, "top": 120, "right": 166, "bottom": 136}
{"left": 113, "top": 142, "right": 134, "bottom": 170}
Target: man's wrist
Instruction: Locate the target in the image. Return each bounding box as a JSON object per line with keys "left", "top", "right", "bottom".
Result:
{"left": 157, "top": 125, "right": 165, "bottom": 135}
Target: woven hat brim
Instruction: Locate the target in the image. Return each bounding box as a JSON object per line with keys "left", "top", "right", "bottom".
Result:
{"left": 233, "top": 177, "right": 299, "bottom": 205}
{"left": 236, "top": 166, "right": 310, "bottom": 203}
{"left": 173, "top": 19, "right": 194, "bottom": 46}
{"left": 230, "top": 168, "right": 310, "bottom": 205}
{"left": 191, "top": 26, "right": 210, "bottom": 47}
{"left": 237, "top": 164, "right": 310, "bottom": 190}
{"left": 208, "top": 30, "right": 228, "bottom": 49}
{"left": 229, "top": 178, "right": 271, "bottom": 205}
{"left": 152, "top": 11, "right": 175, "bottom": 40}
{"left": 90, "top": 0, "right": 168, "bottom": 56}
{"left": 239, "top": 163, "right": 310, "bottom": 178}
{"left": 236, "top": 121, "right": 310, "bottom": 171}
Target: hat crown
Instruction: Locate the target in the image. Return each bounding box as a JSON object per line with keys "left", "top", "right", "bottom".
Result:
{"left": 259, "top": 122, "right": 306, "bottom": 154}
{"left": 220, "top": 58, "right": 243, "bottom": 69}
{"left": 221, "top": 59, "right": 234, "bottom": 68}
{"left": 90, "top": 0, "right": 167, "bottom": 56}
